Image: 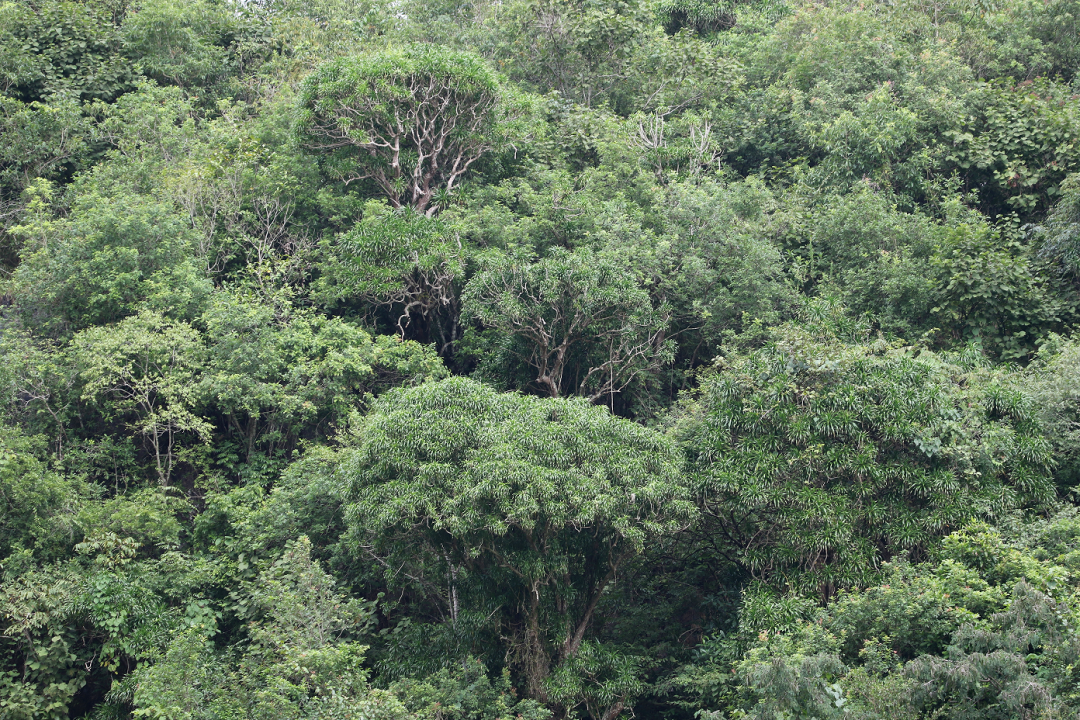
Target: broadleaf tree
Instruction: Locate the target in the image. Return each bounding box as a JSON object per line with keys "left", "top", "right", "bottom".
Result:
{"left": 326, "top": 377, "right": 694, "bottom": 714}
{"left": 296, "top": 46, "right": 523, "bottom": 216}
{"left": 463, "top": 247, "right": 672, "bottom": 403}
{"left": 677, "top": 305, "right": 1056, "bottom": 597}
{"left": 315, "top": 202, "right": 466, "bottom": 356}
{"left": 71, "top": 310, "right": 211, "bottom": 487}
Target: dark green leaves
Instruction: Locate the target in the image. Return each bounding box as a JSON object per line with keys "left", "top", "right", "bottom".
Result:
{"left": 680, "top": 317, "right": 1056, "bottom": 593}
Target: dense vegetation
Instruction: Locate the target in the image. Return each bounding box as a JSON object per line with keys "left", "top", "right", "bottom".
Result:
{"left": 3, "top": 0, "right": 1080, "bottom": 717}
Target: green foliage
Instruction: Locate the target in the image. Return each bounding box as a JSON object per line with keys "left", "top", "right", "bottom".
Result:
{"left": 463, "top": 247, "right": 671, "bottom": 401}
{"left": 904, "top": 581, "right": 1077, "bottom": 719}
{"left": 0, "top": 95, "right": 89, "bottom": 254}
{"left": 315, "top": 202, "right": 465, "bottom": 351}
{"left": 72, "top": 311, "right": 210, "bottom": 487}
{"left": 491, "top": 0, "right": 739, "bottom": 115}
{"left": 0, "top": 425, "right": 83, "bottom": 562}
{"left": 544, "top": 641, "right": 646, "bottom": 720}
{"left": 132, "top": 537, "right": 407, "bottom": 720}
{"left": 731, "top": 622, "right": 847, "bottom": 720}
{"left": 650, "top": 179, "right": 794, "bottom": 359}
{"left": 0, "top": 0, "right": 130, "bottom": 103}
{"left": 122, "top": 0, "right": 238, "bottom": 92}
{"left": 128, "top": 629, "right": 225, "bottom": 720}
{"left": 336, "top": 376, "right": 692, "bottom": 709}
{"left": 1040, "top": 172, "right": 1080, "bottom": 280}
{"left": 929, "top": 222, "right": 1076, "bottom": 360}
{"left": 0, "top": 566, "right": 89, "bottom": 720}
{"left": 0, "top": 555, "right": 181, "bottom": 720}
{"left": 322, "top": 204, "right": 460, "bottom": 303}
{"left": 296, "top": 46, "right": 515, "bottom": 215}
{"left": 10, "top": 180, "right": 210, "bottom": 334}
{"left": 679, "top": 304, "right": 1056, "bottom": 593}
{"left": 391, "top": 660, "right": 550, "bottom": 720}
{"left": 826, "top": 557, "right": 1001, "bottom": 662}
{"left": 802, "top": 83, "right": 925, "bottom": 193}
{"left": 809, "top": 186, "right": 939, "bottom": 337}
{"left": 1025, "top": 334, "right": 1080, "bottom": 487}
{"left": 199, "top": 286, "right": 447, "bottom": 463}
{"left": 90, "top": 82, "right": 200, "bottom": 193}
{"left": 75, "top": 487, "right": 186, "bottom": 553}
{"left": 674, "top": 510, "right": 1080, "bottom": 718}
{"left": 945, "top": 79, "right": 1080, "bottom": 215}
{"left": 659, "top": 0, "right": 777, "bottom": 35}
{"left": 6, "top": 1, "right": 1080, "bottom": 718}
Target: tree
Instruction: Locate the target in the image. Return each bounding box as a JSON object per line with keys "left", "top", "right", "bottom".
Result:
{"left": 334, "top": 377, "right": 693, "bottom": 713}
{"left": 0, "top": 425, "right": 84, "bottom": 562}
{"left": 314, "top": 203, "right": 465, "bottom": 355}
{"left": 71, "top": 311, "right": 211, "bottom": 487}
{"left": 491, "top": 0, "right": 738, "bottom": 115}
{"left": 0, "top": 0, "right": 130, "bottom": 104}
{"left": 660, "top": 0, "right": 742, "bottom": 34}
{"left": 199, "top": 286, "right": 448, "bottom": 464}
{"left": 1025, "top": 334, "right": 1080, "bottom": 487}
{"left": 9, "top": 179, "right": 210, "bottom": 335}
{"left": 121, "top": 0, "right": 237, "bottom": 92}
{"left": 0, "top": 566, "right": 91, "bottom": 720}
{"left": 944, "top": 78, "right": 1080, "bottom": 217}
{"left": 463, "top": 248, "right": 671, "bottom": 402}
{"left": 390, "top": 661, "right": 550, "bottom": 720}
{"left": 675, "top": 513, "right": 1080, "bottom": 719}
{"left": 0, "top": 97, "right": 89, "bottom": 254}
{"left": 647, "top": 179, "right": 794, "bottom": 366}
{"left": 809, "top": 185, "right": 940, "bottom": 341}
{"left": 1039, "top": 172, "right": 1080, "bottom": 282}
{"left": 929, "top": 222, "right": 1077, "bottom": 361}
{"left": 296, "top": 46, "right": 512, "bottom": 216}
{"left": 132, "top": 537, "right": 410, "bottom": 720}
{"left": 676, "top": 303, "right": 1056, "bottom": 596}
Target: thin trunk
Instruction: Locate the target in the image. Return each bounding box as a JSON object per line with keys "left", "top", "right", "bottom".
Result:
{"left": 150, "top": 427, "right": 165, "bottom": 486}
{"left": 446, "top": 553, "right": 460, "bottom": 627}
{"left": 523, "top": 580, "right": 550, "bottom": 702}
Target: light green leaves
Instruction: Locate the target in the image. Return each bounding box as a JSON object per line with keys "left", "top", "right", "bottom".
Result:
{"left": 72, "top": 311, "right": 210, "bottom": 487}
{"left": 296, "top": 47, "right": 512, "bottom": 215}
{"left": 335, "top": 377, "right": 691, "bottom": 710}
{"left": 347, "top": 377, "right": 691, "bottom": 550}
{"left": 463, "top": 247, "right": 671, "bottom": 401}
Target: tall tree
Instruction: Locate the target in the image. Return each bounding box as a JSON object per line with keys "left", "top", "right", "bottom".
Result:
{"left": 296, "top": 46, "right": 517, "bottom": 216}
{"left": 315, "top": 204, "right": 465, "bottom": 355}
{"left": 72, "top": 311, "right": 211, "bottom": 487}
{"left": 463, "top": 248, "right": 671, "bottom": 402}
{"left": 676, "top": 305, "right": 1056, "bottom": 597}
{"left": 331, "top": 377, "right": 693, "bottom": 714}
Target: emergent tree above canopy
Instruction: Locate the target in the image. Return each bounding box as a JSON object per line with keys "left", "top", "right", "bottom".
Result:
{"left": 296, "top": 47, "right": 514, "bottom": 216}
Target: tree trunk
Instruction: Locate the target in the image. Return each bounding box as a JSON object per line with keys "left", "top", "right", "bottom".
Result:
{"left": 600, "top": 700, "right": 625, "bottom": 720}
{"left": 523, "top": 580, "right": 550, "bottom": 702}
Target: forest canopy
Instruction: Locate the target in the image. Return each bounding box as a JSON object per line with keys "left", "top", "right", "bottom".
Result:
{"left": 3, "top": 0, "right": 1080, "bottom": 718}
